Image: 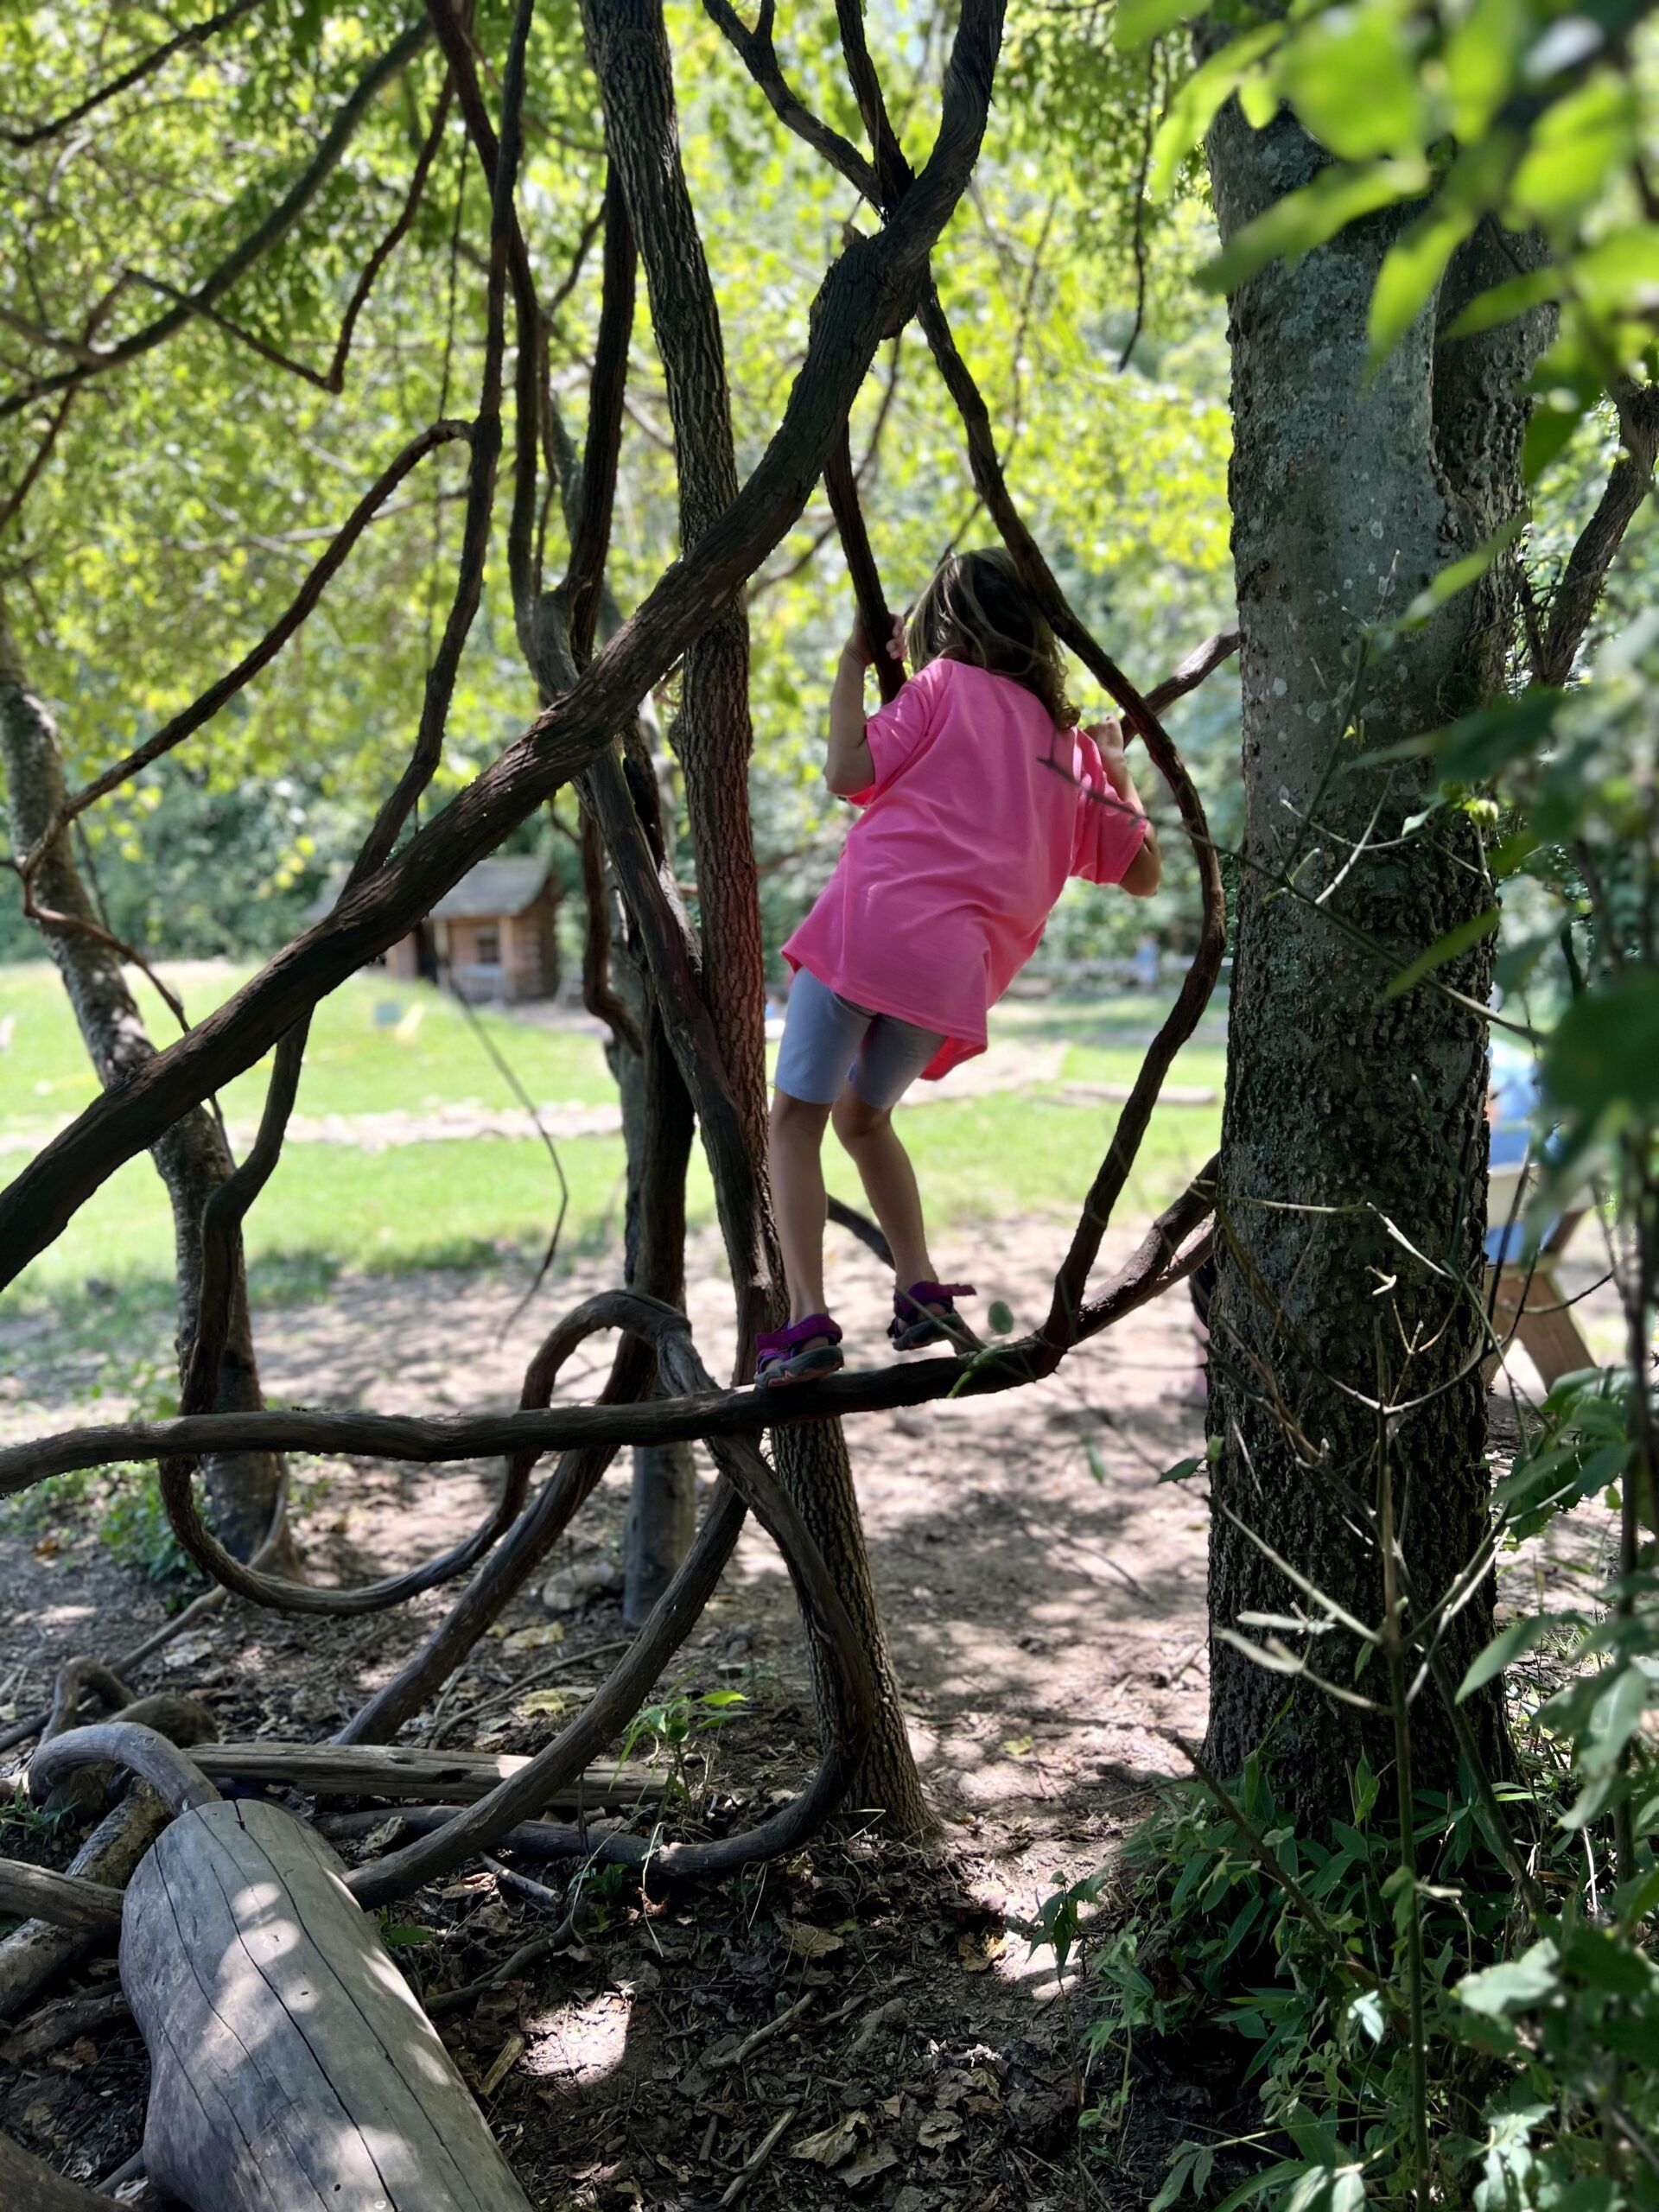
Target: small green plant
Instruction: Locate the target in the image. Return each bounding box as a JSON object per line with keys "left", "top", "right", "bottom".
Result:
{"left": 617, "top": 1682, "right": 747, "bottom": 1801}
{"left": 98, "top": 1468, "right": 204, "bottom": 1588}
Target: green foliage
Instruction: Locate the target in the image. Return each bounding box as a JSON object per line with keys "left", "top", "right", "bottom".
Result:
{"left": 1141, "top": 0, "right": 1656, "bottom": 492}
{"left": 1052, "top": 1743, "right": 1656, "bottom": 2209}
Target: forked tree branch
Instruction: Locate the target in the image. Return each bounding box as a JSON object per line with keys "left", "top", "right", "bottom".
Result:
{"left": 1530, "top": 382, "right": 1659, "bottom": 686}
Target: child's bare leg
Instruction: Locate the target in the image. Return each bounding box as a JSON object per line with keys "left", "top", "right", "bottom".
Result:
{"left": 831, "top": 1087, "right": 936, "bottom": 1295}
{"left": 768, "top": 1088, "right": 834, "bottom": 1325}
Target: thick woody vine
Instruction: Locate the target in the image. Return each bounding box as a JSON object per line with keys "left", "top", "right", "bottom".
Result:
{"left": 2, "top": 0, "right": 1230, "bottom": 1931}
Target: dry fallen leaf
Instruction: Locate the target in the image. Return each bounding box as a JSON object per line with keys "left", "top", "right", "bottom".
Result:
{"left": 918, "top": 2110, "right": 964, "bottom": 2151}
{"left": 956, "top": 1930, "right": 1006, "bottom": 1974}
{"left": 515, "top": 1688, "right": 580, "bottom": 1719}
{"left": 842, "top": 2144, "right": 899, "bottom": 2190}
{"left": 504, "top": 1622, "right": 565, "bottom": 1651}
{"left": 790, "top": 2113, "right": 865, "bottom": 2167}
{"left": 782, "top": 1920, "right": 843, "bottom": 1960}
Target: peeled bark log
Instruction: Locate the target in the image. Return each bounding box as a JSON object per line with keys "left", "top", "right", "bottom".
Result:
{"left": 192, "top": 1739, "right": 661, "bottom": 1805}
{"left": 121, "top": 1797, "right": 531, "bottom": 2212}
{"left": 0, "top": 1858, "right": 124, "bottom": 1935}
{"left": 0, "top": 607, "right": 285, "bottom": 1560}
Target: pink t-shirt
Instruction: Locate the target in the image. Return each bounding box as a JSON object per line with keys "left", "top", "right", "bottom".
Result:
{"left": 783, "top": 655, "right": 1150, "bottom": 1078}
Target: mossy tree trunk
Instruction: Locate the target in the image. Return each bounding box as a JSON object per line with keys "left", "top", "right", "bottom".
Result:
{"left": 1201, "top": 92, "right": 1550, "bottom": 1805}
{"left": 0, "top": 607, "right": 285, "bottom": 1560}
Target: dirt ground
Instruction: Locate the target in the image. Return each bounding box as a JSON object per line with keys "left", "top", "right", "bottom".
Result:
{"left": 0, "top": 1217, "right": 1625, "bottom": 2209}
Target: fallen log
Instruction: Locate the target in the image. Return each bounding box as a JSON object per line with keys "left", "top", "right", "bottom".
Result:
{"left": 0, "top": 2126, "right": 110, "bottom": 2210}
{"left": 0, "top": 1790, "right": 167, "bottom": 2020}
{"left": 193, "top": 1738, "right": 663, "bottom": 1806}
{"left": 121, "top": 1795, "right": 532, "bottom": 2211}
{"left": 0, "top": 1856, "right": 124, "bottom": 1935}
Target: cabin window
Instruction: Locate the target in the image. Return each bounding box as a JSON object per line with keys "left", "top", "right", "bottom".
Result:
{"left": 474, "top": 924, "right": 500, "bottom": 964}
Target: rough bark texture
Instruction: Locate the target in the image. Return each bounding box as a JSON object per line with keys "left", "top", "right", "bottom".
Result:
{"left": 606, "top": 939, "right": 701, "bottom": 1624}
{"left": 585, "top": 0, "right": 930, "bottom": 1831}
{"left": 1201, "top": 101, "right": 1551, "bottom": 1802}
{"left": 0, "top": 610, "right": 284, "bottom": 1559}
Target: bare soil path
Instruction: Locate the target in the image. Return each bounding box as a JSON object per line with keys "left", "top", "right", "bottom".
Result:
{"left": 0, "top": 1219, "right": 1623, "bottom": 2208}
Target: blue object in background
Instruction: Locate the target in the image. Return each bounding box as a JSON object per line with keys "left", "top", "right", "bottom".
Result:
{"left": 1485, "top": 1039, "right": 1558, "bottom": 1264}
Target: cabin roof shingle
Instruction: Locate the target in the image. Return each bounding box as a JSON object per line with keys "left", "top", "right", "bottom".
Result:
{"left": 303, "top": 853, "right": 552, "bottom": 925}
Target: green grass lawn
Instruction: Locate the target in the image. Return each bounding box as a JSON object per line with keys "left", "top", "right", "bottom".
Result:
{"left": 0, "top": 962, "right": 1224, "bottom": 1318}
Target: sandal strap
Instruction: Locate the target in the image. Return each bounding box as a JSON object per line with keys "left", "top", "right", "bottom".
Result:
{"left": 757, "top": 1313, "right": 842, "bottom": 1357}
{"left": 894, "top": 1280, "right": 975, "bottom": 1314}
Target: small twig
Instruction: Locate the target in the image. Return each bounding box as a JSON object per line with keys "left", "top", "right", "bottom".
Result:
{"left": 718, "top": 2107, "right": 795, "bottom": 2207}
{"left": 710, "top": 1989, "right": 815, "bottom": 2069}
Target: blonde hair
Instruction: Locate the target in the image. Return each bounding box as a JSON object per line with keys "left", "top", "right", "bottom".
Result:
{"left": 905, "top": 546, "right": 1077, "bottom": 729}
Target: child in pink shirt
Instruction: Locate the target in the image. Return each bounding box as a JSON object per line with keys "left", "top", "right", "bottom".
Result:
{"left": 757, "top": 547, "right": 1161, "bottom": 1386}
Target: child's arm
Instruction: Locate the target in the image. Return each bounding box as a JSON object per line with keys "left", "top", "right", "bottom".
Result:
{"left": 824, "top": 613, "right": 906, "bottom": 798}
{"left": 1095, "top": 717, "right": 1161, "bottom": 896}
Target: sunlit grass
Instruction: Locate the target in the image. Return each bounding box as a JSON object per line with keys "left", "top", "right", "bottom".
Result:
{"left": 0, "top": 962, "right": 1224, "bottom": 1314}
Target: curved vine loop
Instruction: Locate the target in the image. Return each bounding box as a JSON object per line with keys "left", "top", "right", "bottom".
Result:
{"left": 153, "top": 1292, "right": 684, "bottom": 1615}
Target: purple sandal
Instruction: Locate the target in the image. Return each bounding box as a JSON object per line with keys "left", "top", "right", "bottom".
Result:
{"left": 755, "top": 1313, "right": 845, "bottom": 1388}
{"left": 888, "top": 1280, "right": 976, "bottom": 1352}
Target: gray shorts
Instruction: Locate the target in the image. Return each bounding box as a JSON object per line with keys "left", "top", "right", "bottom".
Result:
{"left": 774, "top": 968, "right": 944, "bottom": 1110}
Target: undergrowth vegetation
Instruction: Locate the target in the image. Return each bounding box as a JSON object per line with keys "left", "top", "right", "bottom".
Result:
{"left": 1046, "top": 1363, "right": 1659, "bottom": 2210}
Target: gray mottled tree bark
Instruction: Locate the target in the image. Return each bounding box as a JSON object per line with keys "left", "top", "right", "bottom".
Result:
{"left": 1201, "top": 98, "right": 1552, "bottom": 1801}
{"left": 0, "top": 607, "right": 284, "bottom": 1560}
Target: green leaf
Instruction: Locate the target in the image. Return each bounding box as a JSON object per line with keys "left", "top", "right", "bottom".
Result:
{"left": 1370, "top": 201, "right": 1483, "bottom": 363}
{"left": 1523, "top": 389, "right": 1586, "bottom": 481}
{"left": 1573, "top": 225, "right": 1659, "bottom": 310}
{"left": 1148, "top": 25, "right": 1285, "bottom": 199}
{"left": 1510, "top": 78, "right": 1639, "bottom": 225}
{"left": 1159, "top": 1455, "right": 1205, "bottom": 1484}
{"left": 1277, "top": 0, "right": 1429, "bottom": 159}
{"left": 1444, "top": 0, "right": 1528, "bottom": 137}
{"left": 988, "top": 1299, "right": 1014, "bottom": 1336}
{"left": 1402, "top": 515, "right": 1529, "bottom": 625}
{"left": 1542, "top": 973, "right": 1659, "bottom": 1133}
{"left": 1458, "top": 1613, "right": 1572, "bottom": 1700}
{"left": 1459, "top": 1937, "right": 1560, "bottom": 2015}
{"left": 1384, "top": 686, "right": 1562, "bottom": 781}
{"left": 1203, "top": 157, "right": 1430, "bottom": 296}
{"left": 1445, "top": 265, "right": 1566, "bottom": 340}
{"left": 1580, "top": 1661, "right": 1651, "bottom": 1775}
{"left": 1114, "top": 0, "right": 1190, "bottom": 51}
{"left": 1380, "top": 907, "right": 1500, "bottom": 1001}
{"left": 1560, "top": 1923, "right": 1656, "bottom": 1999}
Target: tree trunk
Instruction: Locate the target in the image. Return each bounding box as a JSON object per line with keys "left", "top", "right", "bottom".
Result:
{"left": 605, "top": 938, "right": 701, "bottom": 1624}
{"left": 585, "top": 0, "right": 930, "bottom": 1831}
{"left": 1200, "top": 99, "right": 1549, "bottom": 1805}
{"left": 0, "top": 610, "right": 284, "bottom": 1560}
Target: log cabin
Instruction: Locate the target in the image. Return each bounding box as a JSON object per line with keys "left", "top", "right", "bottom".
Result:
{"left": 305, "top": 854, "right": 562, "bottom": 1003}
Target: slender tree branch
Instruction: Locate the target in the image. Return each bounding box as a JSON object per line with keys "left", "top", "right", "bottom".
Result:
{"left": 0, "top": 21, "right": 435, "bottom": 422}
{"left": 0, "top": 0, "right": 270, "bottom": 149}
